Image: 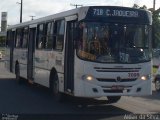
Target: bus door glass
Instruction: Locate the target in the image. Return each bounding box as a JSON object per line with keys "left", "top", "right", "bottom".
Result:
{"left": 64, "top": 20, "right": 76, "bottom": 93}
{"left": 27, "top": 28, "right": 36, "bottom": 80}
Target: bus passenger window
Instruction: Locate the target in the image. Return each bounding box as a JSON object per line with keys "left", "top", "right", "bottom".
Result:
{"left": 55, "top": 20, "right": 65, "bottom": 50}
{"left": 22, "top": 27, "right": 29, "bottom": 48}
{"left": 16, "top": 28, "right": 24, "bottom": 48}
{"left": 36, "top": 24, "right": 46, "bottom": 49}
{"left": 7, "top": 31, "right": 15, "bottom": 48}
{"left": 6, "top": 31, "right": 11, "bottom": 48}
{"left": 46, "top": 22, "right": 54, "bottom": 49}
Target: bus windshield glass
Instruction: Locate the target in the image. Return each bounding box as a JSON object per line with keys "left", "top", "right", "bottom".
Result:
{"left": 77, "top": 22, "right": 151, "bottom": 63}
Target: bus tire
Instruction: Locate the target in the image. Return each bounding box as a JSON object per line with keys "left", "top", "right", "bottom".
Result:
{"left": 107, "top": 96, "right": 121, "bottom": 103}
{"left": 50, "top": 73, "right": 63, "bottom": 102}
{"left": 155, "top": 79, "right": 160, "bottom": 92}
{"left": 15, "top": 63, "right": 21, "bottom": 84}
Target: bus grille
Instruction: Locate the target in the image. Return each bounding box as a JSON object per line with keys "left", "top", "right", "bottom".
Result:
{"left": 94, "top": 67, "right": 141, "bottom": 72}
{"left": 97, "top": 78, "right": 137, "bottom": 82}
{"left": 103, "top": 90, "right": 123, "bottom": 93}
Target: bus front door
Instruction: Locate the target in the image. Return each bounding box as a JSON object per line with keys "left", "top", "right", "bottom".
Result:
{"left": 64, "top": 21, "right": 76, "bottom": 93}
{"left": 27, "top": 28, "right": 36, "bottom": 81}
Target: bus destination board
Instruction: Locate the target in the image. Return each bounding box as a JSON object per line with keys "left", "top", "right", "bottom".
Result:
{"left": 92, "top": 8, "right": 139, "bottom": 18}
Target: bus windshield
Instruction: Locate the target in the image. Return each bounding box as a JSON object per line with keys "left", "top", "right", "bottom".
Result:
{"left": 77, "top": 22, "right": 151, "bottom": 63}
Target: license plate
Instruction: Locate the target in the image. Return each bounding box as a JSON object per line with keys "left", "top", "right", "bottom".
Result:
{"left": 111, "top": 85, "right": 124, "bottom": 90}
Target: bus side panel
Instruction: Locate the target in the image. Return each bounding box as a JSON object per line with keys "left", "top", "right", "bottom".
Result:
{"left": 47, "top": 51, "right": 64, "bottom": 92}
{"left": 13, "top": 48, "right": 28, "bottom": 79}
{"left": 34, "top": 50, "right": 50, "bottom": 87}
{"left": 34, "top": 50, "right": 64, "bottom": 89}
{"left": 74, "top": 54, "right": 85, "bottom": 97}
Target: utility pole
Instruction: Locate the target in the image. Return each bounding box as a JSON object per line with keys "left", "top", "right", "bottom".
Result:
{"left": 153, "top": 0, "right": 156, "bottom": 10}
{"left": 70, "top": 4, "right": 83, "bottom": 8}
{"left": 152, "top": 0, "right": 156, "bottom": 48}
{"left": 17, "top": 0, "right": 23, "bottom": 23}
{"left": 20, "top": 0, "right": 22, "bottom": 23}
{"left": 30, "top": 16, "right": 35, "bottom": 20}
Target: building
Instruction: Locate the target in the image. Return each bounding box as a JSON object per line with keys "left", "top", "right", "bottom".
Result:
{"left": 0, "top": 12, "right": 7, "bottom": 47}
{"left": 1, "top": 12, "right": 7, "bottom": 32}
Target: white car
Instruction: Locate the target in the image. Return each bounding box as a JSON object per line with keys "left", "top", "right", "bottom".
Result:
{"left": 0, "top": 52, "right": 2, "bottom": 59}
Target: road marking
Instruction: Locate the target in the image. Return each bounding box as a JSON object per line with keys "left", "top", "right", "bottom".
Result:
{"left": 114, "top": 96, "right": 160, "bottom": 114}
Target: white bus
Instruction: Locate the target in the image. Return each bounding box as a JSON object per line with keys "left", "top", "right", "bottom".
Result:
{"left": 5, "top": 6, "right": 152, "bottom": 103}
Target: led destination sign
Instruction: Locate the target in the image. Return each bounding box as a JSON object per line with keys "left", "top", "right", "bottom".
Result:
{"left": 84, "top": 7, "right": 151, "bottom": 24}
{"left": 93, "top": 8, "right": 139, "bottom": 18}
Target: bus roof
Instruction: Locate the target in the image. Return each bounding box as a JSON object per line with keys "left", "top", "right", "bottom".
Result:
{"left": 8, "top": 6, "right": 151, "bottom": 30}
{"left": 8, "top": 7, "right": 80, "bottom": 29}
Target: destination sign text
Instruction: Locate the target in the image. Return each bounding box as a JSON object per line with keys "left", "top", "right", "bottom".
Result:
{"left": 93, "top": 8, "right": 139, "bottom": 17}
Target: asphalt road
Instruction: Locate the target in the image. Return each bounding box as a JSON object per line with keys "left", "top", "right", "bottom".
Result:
{"left": 0, "top": 61, "right": 160, "bottom": 120}
{"left": 0, "top": 61, "right": 131, "bottom": 120}
{"left": 0, "top": 79, "right": 133, "bottom": 120}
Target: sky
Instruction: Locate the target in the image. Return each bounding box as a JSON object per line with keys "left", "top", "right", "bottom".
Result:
{"left": 0, "top": 0, "right": 160, "bottom": 26}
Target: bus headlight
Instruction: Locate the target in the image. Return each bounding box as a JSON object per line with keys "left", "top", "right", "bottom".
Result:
{"left": 82, "top": 75, "right": 94, "bottom": 81}
{"left": 141, "top": 75, "right": 151, "bottom": 81}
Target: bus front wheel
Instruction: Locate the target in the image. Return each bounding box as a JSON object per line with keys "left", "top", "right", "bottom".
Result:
{"left": 107, "top": 96, "right": 121, "bottom": 103}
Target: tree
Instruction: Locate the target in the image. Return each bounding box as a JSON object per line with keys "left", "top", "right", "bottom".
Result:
{"left": 133, "top": 4, "right": 160, "bottom": 48}
{"left": 133, "top": 4, "right": 147, "bottom": 9}
{"left": 133, "top": 4, "right": 139, "bottom": 9}
{"left": 0, "top": 36, "right": 6, "bottom": 47}
{"left": 139, "top": 5, "right": 147, "bottom": 10}
{"left": 151, "top": 8, "right": 160, "bottom": 48}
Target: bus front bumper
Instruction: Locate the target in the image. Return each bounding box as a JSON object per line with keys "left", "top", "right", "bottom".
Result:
{"left": 74, "top": 79, "right": 152, "bottom": 98}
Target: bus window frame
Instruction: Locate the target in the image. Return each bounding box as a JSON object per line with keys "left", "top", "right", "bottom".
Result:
{"left": 15, "top": 28, "right": 24, "bottom": 48}
{"left": 45, "top": 21, "right": 54, "bottom": 50}
{"left": 36, "top": 23, "right": 46, "bottom": 50}
{"left": 54, "top": 19, "right": 65, "bottom": 51}
{"left": 22, "top": 27, "right": 29, "bottom": 49}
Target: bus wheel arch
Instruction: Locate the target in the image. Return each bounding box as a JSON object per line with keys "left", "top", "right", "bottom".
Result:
{"left": 49, "top": 68, "right": 64, "bottom": 101}
{"left": 15, "top": 60, "right": 21, "bottom": 83}
{"left": 49, "top": 68, "right": 57, "bottom": 89}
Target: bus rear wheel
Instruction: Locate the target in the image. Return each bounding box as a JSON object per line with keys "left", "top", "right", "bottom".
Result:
{"left": 15, "top": 63, "right": 21, "bottom": 84}
{"left": 107, "top": 96, "right": 121, "bottom": 103}
{"left": 50, "top": 73, "right": 63, "bottom": 102}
